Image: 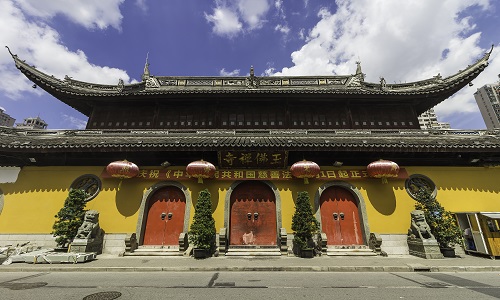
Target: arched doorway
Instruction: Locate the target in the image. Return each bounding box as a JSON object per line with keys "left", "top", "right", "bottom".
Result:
{"left": 320, "top": 185, "right": 364, "bottom": 245}
{"left": 229, "top": 181, "right": 277, "bottom": 246}
{"left": 142, "top": 186, "right": 186, "bottom": 246}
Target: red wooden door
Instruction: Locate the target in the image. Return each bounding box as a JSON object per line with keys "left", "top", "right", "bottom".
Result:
{"left": 229, "top": 181, "right": 277, "bottom": 246}
{"left": 320, "top": 186, "right": 363, "bottom": 245}
{"left": 143, "top": 186, "right": 186, "bottom": 246}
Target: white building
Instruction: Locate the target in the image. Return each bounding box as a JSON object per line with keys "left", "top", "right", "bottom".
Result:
{"left": 0, "top": 107, "right": 15, "bottom": 127}
{"left": 474, "top": 81, "right": 500, "bottom": 130}
{"left": 418, "top": 108, "right": 451, "bottom": 130}
{"left": 15, "top": 116, "right": 48, "bottom": 130}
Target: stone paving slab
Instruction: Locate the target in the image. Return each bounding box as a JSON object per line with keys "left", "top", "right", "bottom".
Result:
{"left": 1, "top": 254, "right": 500, "bottom": 272}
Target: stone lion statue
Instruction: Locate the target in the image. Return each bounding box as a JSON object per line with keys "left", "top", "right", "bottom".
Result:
{"left": 76, "top": 210, "right": 102, "bottom": 240}
{"left": 408, "top": 210, "right": 435, "bottom": 240}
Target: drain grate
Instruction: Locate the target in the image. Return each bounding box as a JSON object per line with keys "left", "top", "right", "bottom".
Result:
{"left": 83, "top": 291, "right": 122, "bottom": 300}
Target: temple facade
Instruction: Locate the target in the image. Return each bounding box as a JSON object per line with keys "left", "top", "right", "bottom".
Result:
{"left": 1, "top": 46, "right": 499, "bottom": 257}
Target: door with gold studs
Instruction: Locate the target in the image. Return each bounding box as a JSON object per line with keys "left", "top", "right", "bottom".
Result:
{"left": 143, "top": 186, "right": 186, "bottom": 246}
{"left": 229, "top": 181, "right": 277, "bottom": 246}
{"left": 320, "top": 186, "right": 363, "bottom": 245}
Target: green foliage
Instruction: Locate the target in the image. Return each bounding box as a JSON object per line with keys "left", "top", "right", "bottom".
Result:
{"left": 414, "top": 189, "right": 462, "bottom": 248}
{"left": 188, "top": 189, "right": 216, "bottom": 251}
{"left": 52, "top": 189, "right": 87, "bottom": 247}
{"left": 292, "top": 191, "right": 319, "bottom": 250}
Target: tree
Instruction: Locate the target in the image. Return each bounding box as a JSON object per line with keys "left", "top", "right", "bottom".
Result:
{"left": 52, "top": 189, "right": 88, "bottom": 247}
{"left": 188, "top": 189, "right": 216, "bottom": 252}
{"left": 292, "top": 191, "right": 319, "bottom": 252}
{"left": 414, "top": 188, "right": 462, "bottom": 248}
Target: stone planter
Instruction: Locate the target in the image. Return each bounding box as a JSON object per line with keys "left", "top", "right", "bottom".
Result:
{"left": 300, "top": 248, "right": 314, "bottom": 258}
{"left": 193, "top": 248, "right": 210, "bottom": 259}
{"left": 440, "top": 247, "right": 455, "bottom": 258}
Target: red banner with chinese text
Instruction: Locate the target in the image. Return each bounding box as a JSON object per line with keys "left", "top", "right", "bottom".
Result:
{"left": 101, "top": 168, "right": 408, "bottom": 181}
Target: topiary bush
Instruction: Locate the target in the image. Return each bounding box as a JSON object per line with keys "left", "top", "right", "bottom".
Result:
{"left": 414, "top": 188, "right": 462, "bottom": 248}
{"left": 188, "top": 189, "right": 216, "bottom": 253}
{"left": 292, "top": 191, "right": 319, "bottom": 253}
{"left": 52, "top": 189, "right": 88, "bottom": 248}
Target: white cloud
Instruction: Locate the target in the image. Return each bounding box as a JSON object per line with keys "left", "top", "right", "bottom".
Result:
{"left": 62, "top": 114, "right": 87, "bottom": 130}
{"left": 275, "top": 24, "right": 290, "bottom": 35}
{"left": 13, "top": 0, "right": 125, "bottom": 30}
{"left": 135, "top": 0, "right": 148, "bottom": 13}
{"left": 238, "top": 0, "right": 270, "bottom": 29}
{"left": 220, "top": 68, "right": 240, "bottom": 76}
{"left": 271, "top": 0, "right": 496, "bottom": 128}
{"left": 0, "top": 0, "right": 131, "bottom": 99}
{"left": 205, "top": 6, "right": 243, "bottom": 37}
{"left": 205, "top": 0, "right": 271, "bottom": 37}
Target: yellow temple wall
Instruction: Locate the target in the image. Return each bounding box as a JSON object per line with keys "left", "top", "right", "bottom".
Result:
{"left": 1, "top": 166, "right": 499, "bottom": 236}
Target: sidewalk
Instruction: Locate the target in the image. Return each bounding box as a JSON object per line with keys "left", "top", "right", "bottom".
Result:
{"left": 1, "top": 254, "right": 500, "bottom": 272}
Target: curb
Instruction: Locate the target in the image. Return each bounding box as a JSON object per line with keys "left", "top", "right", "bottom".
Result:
{"left": 1, "top": 265, "right": 499, "bottom": 272}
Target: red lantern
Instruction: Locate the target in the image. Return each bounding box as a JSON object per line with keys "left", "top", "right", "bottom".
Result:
{"left": 290, "top": 160, "right": 320, "bottom": 184}
{"left": 186, "top": 160, "right": 216, "bottom": 183}
{"left": 367, "top": 159, "right": 400, "bottom": 183}
{"left": 106, "top": 160, "right": 140, "bottom": 179}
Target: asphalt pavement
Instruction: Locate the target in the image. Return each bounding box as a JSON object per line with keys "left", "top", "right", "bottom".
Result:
{"left": 2, "top": 253, "right": 500, "bottom": 272}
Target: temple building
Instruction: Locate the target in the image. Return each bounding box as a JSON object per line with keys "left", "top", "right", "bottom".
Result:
{"left": 1, "top": 46, "right": 499, "bottom": 258}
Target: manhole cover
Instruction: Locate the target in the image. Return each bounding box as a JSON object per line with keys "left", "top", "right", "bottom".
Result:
{"left": 424, "top": 282, "right": 451, "bottom": 288}
{"left": 83, "top": 291, "right": 122, "bottom": 300}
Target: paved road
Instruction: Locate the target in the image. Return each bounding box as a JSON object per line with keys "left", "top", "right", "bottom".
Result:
{"left": 0, "top": 271, "right": 499, "bottom": 299}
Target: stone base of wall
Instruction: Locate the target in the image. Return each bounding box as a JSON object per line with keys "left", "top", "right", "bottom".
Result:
{"left": 380, "top": 234, "right": 410, "bottom": 256}
{"left": 0, "top": 234, "right": 127, "bottom": 255}
{"left": 0, "top": 234, "right": 57, "bottom": 249}
{"left": 102, "top": 234, "right": 126, "bottom": 255}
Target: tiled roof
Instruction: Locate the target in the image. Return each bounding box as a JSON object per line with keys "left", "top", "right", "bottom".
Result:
{"left": 1, "top": 128, "right": 499, "bottom": 153}
{"left": 7, "top": 46, "right": 492, "bottom": 116}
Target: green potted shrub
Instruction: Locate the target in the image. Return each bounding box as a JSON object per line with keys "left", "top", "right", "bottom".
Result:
{"left": 52, "top": 189, "right": 88, "bottom": 249}
{"left": 414, "top": 188, "right": 462, "bottom": 257}
{"left": 188, "top": 189, "right": 216, "bottom": 259}
{"left": 292, "top": 191, "right": 319, "bottom": 258}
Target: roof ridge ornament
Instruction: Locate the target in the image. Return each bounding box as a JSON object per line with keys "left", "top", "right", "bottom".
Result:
{"left": 246, "top": 65, "right": 259, "bottom": 89}
{"left": 5, "top": 46, "right": 16, "bottom": 58}
{"left": 380, "top": 77, "right": 387, "bottom": 90}
{"left": 142, "top": 52, "right": 150, "bottom": 81}
{"left": 355, "top": 60, "right": 365, "bottom": 81}
{"left": 117, "top": 78, "right": 124, "bottom": 93}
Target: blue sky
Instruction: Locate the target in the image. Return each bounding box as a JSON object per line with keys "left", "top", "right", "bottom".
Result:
{"left": 1, "top": 0, "right": 499, "bottom": 129}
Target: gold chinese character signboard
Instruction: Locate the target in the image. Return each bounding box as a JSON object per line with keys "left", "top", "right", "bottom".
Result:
{"left": 101, "top": 167, "right": 408, "bottom": 181}
{"left": 218, "top": 151, "right": 288, "bottom": 168}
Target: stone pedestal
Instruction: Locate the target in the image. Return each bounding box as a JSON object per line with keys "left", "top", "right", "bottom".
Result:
{"left": 407, "top": 237, "right": 444, "bottom": 259}
{"left": 70, "top": 237, "right": 103, "bottom": 254}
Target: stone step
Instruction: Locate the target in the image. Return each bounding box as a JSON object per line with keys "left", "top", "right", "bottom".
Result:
{"left": 225, "top": 247, "right": 281, "bottom": 256}
{"left": 326, "top": 246, "right": 377, "bottom": 256}
{"left": 124, "top": 245, "right": 183, "bottom": 256}
{"left": 134, "top": 246, "right": 179, "bottom": 252}
{"left": 328, "top": 245, "right": 371, "bottom": 250}
{"left": 123, "top": 251, "right": 183, "bottom": 257}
